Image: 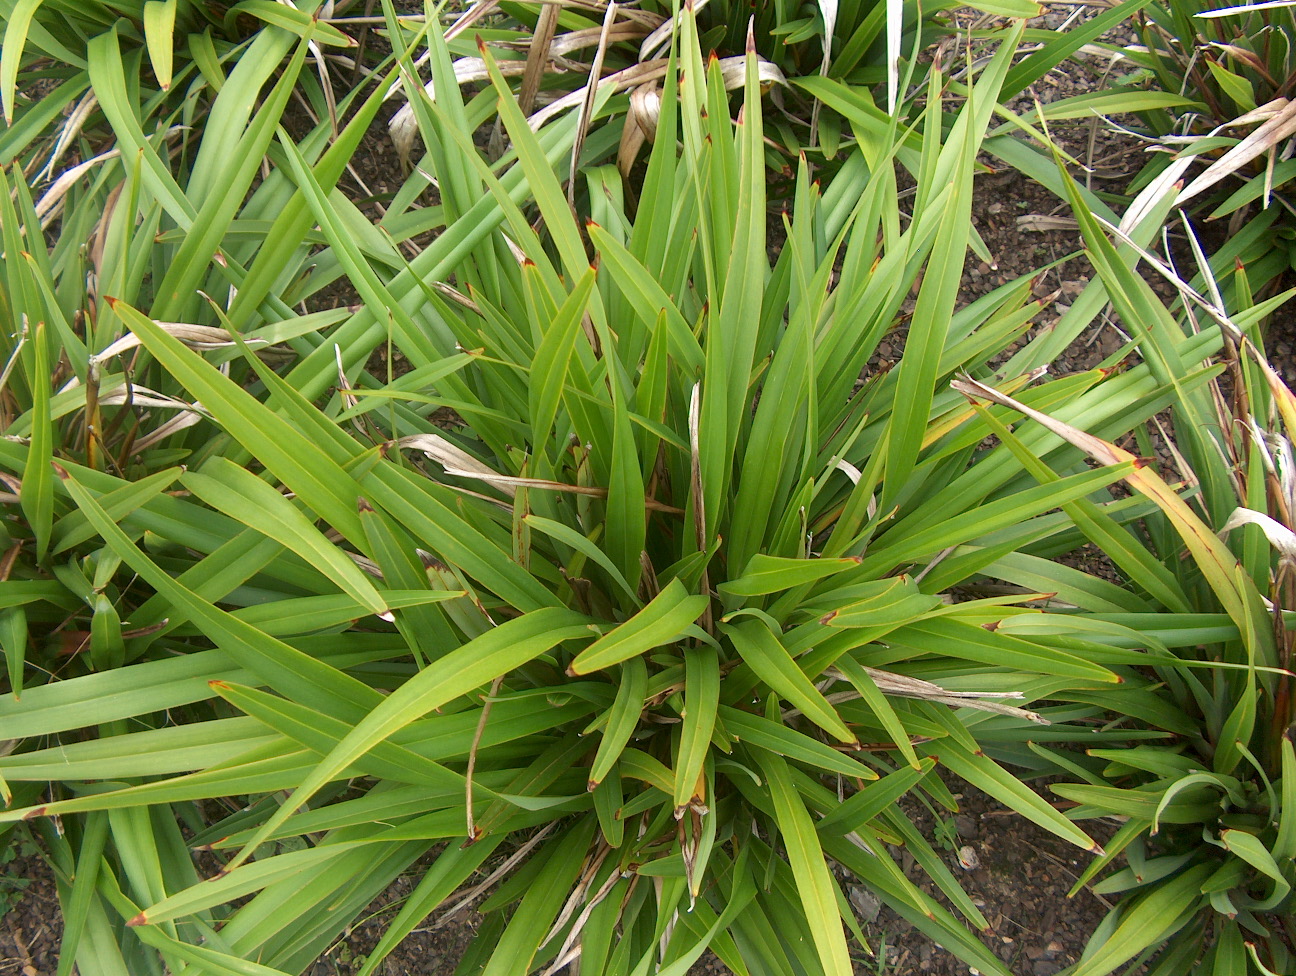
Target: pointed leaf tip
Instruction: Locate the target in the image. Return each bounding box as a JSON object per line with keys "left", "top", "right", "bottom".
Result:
{"left": 50, "top": 461, "right": 69, "bottom": 480}
{"left": 126, "top": 913, "right": 147, "bottom": 928}
{"left": 209, "top": 679, "right": 229, "bottom": 690}
{"left": 357, "top": 496, "right": 374, "bottom": 513}
{"left": 22, "top": 807, "right": 46, "bottom": 821}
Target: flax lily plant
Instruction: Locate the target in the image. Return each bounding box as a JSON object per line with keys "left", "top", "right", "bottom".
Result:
{"left": 0, "top": 4, "right": 1287, "bottom": 975}
{"left": 963, "top": 184, "right": 1296, "bottom": 976}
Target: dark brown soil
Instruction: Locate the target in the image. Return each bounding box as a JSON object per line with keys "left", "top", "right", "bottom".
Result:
{"left": 2, "top": 832, "right": 62, "bottom": 976}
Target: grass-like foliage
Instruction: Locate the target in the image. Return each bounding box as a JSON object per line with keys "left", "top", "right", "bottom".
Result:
{"left": 1, "top": 3, "right": 1294, "bottom": 976}
{"left": 1015, "top": 196, "right": 1296, "bottom": 976}
{"left": 379, "top": 0, "right": 1053, "bottom": 173}
{"left": 1102, "top": 0, "right": 1296, "bottom": 283}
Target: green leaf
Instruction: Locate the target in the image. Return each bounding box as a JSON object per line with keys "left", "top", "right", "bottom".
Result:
{"left": 0, "top": 0, "right": 42, "bottom": 124}
{"left": 224, "top": 0, "right": 353, "bottom": 46}
{"left": 889, "top": 617, "right": 1120, "bottom": 683}
{"left": 20, "top": 322, "right": 52, "bottom": 559}
{"left": 142, "top": 0, "right": 177, "bottom": 91}
{"left": 568, "top": 579, "right": 707, "bottom": 675}
{"left": 1220, "top": 829, "right": 1290, "bottom": 909}
{"left": 753, "top": 748, "right": 853, "bottom": 976}
{"left": 720, "top": 706, "right": 878, "bottom": 780}
{"left": 719, "top": 555, "right": 861, "bottom": 598}
{"left": 221, "top": 607, "right": 593, "bottom": 875}
{"left": 104, "top": 299, "right": 367, "bottom": 543}
{"left": 588, "top": 657, "right": 648, "bottom": 787}
{"left": 183, "top": 457, "right": 387, "bottom": 615}
{"left": 0, "top": 608, "right": 27, "bottom": 704}
{"left": 817, "top": 759, "right": 936, "bottom": 832}
{"left": 723, "top": 619, "right": 855, "bottom": 744}
{"left": 930, "top": 741, "right": 1102, "bottom": 853}
{"left": 1069, "top": 863, "right": 1212, "bottom": 976}
{"left": 1274, "top": 733, "right": 1296, "bottom": 861}
{"left": 674, "top": 646, "right": 720, "bottom": 810}
{"left": 56, "top": 466, "right": 387, "bottom": 721}
{"left": 528, "top": 265, "right": 597, "bottom": 461}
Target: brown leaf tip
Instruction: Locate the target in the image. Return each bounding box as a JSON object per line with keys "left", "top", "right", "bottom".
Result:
{"left": 50, "top": 461, "right": 70, "bottom": 481}
{"left": 819, "top": 610, "right": 838, "bottom": 625}
{"left": 746, "top": 17, "right": 756, "bottom": 55}
{"left": 22, "top": 806, "right": 46, "bottom": 821}
{"left": 357, "top": 497, "right": 375, "bottom": 513}
{"left": 126, "top": 913, "right": 148, "bottom": 928}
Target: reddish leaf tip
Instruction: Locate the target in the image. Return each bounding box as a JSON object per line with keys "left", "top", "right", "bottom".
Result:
{"left": 209, "top": 680, "right": 229, "bottom": 691}
{"left": 50, "top": 461, "right": 70, "bottom": 481}
{"left": 22, "top": 806, "right": 46, "bottom": 821}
